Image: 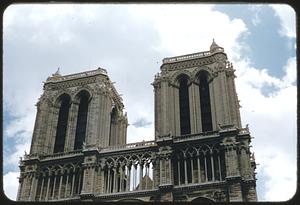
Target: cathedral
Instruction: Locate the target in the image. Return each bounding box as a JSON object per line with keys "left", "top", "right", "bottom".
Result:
{"left": 17, "top": 41, "right": 257, "bottom": 202}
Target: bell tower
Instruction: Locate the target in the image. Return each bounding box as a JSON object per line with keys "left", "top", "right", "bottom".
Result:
{"left": 152, "top": 40, "right": 257, "bottom": 201}
{"left": 17, "top": 68, "right": 128, "bottom": 201}
{"left": 153, "top": 40, "right": 242, "bottom": 137}
{"left": 29, "top": 67, "right": 127, "bottom": 156}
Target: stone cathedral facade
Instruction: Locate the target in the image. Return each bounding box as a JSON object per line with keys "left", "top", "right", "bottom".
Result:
{"left": 17, "top": 41, "right": 257, "bottom": 202}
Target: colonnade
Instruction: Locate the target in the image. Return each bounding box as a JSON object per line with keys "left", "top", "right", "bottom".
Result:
{"left": 103, "top": 159, "right": 154, "bottom": 193}
{"left": 174, "top": 147, "right": 225, "bottom": 185}
{"left": 33, "top": 167, "right": 83, "bottom": 201}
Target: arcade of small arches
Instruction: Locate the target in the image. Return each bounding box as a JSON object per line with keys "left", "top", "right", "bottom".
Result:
{"left": 23, "top": 141, "right": 227, "bottom": 201}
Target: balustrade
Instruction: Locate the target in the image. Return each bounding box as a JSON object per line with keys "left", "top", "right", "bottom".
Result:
{"left": 162, "top": 50, "right": 213, "bottom": 64}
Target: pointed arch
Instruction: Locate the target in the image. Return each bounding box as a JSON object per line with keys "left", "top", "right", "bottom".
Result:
{"left": 177, "top": 74, "right": 191, "bottom": 135}
{"left": 198, "top": 70, "right": 213, "bottom": 132}
{"left": 109, "top": 106, "right": 118, "bottom": 146}
{"left": 53, "top": 93, "right": 71, "bottom": 153}
{"left": 74, "top": 90, "right": 90, "bottom": 150}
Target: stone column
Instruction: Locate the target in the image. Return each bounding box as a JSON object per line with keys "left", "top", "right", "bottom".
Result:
{"left": 77, "top": 169, "right": 83, "bottom": 194}
{"left": 99, "top": 165, "right": 105, "bottom": 194}
{"left": 28, "top": 173, "right": 35, "bottom": 200}
{"left": 218, "top": 154, "right": 222, "bottom": 180}
{"left": 209, "top": 79, "right": 217, "bottom": 131}
{"left": 58, "top": 171, "right": 63, "bottom": 199}
{"left": 210, "top": 151, "right": 215, "bottom": 181}
{"left": 189, "top": 82, "right": 197, "bottom": 134}
{"left": 204, "top": 154, "right": 208, "bottom": 182}
{"left": 145, "top": 163, "right": 149, "bottom": 189}
{"left": 177, "top": 157, "right": 181, "bottom": 186}
{"left": 64, "top": 101, "right": 79, "bottom": 152}
{"left": 193, "top": 82, "right": 202, "bottom": 133}
{"left": 45, "top": 173, "right": 51, "bottom": 200}
{"left": 51, "top": 171, "right": 57, "bottom": 200}
{"left": 184, "top": 156, "right": 188, "bottom": 184}
{"left": 64, "top": 171, "right": 69, "bottom": 198}
{"left": 139, "top": 161, "right": 144, "bottom": 190}
{"left": 191, "top": 157, "right": 194, "bottom": 183}
{"left": 113, "top": 167, "right": 117, "bottom": 193}
{"left": 106, "top": 168, "right": 111, "bottom": 193}
{"left": 161, "top": 81, "right": 169, "bottom": 135}
{"left": 71, "top": 171, "right": 75, "bottom": 196}
{"left": 174, "top": 87, "right": 180, "bottom": 136}
{"left": 126, "top": 163, "right": 131, "bottom": 192}
{"left": 159, "top": 158, "right": 163, "bottom": 184}
{"left": 39, "top": 174, "right": 45, "bottom": 201}
{"left": 197, "top": 152, "right": 201, "bottom": 183}
{"left": 119, "top": 166, "right": 124, "bottom": 192}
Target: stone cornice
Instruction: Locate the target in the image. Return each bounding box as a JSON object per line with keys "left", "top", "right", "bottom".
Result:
{"left": 161, "top": 52, "right": 227, "bottom": 72}
{"left": 94, "top": 189, "right": 159, "bottom": 199}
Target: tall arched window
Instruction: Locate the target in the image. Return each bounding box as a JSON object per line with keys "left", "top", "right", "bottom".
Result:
{"left": 179, "top": 76, "right": 191, "bottom": 135}
{"left": 54, "top": 94, "right": 71, "bottom": 153}
{"left": 109, "top": 107, "right": 117, "bottom": 146}
{"left": 74, "top": 91, "right": 90, "bottom": 150}
{"left": 199, "top": 72, "right": 213, "bottom": 132}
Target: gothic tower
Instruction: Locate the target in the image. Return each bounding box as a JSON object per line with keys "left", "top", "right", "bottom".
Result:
{"left": 17, "top": 41, "right": 257, "bottom": 202}
{"left": 17, "top": 68, "right": 128, "bottom": 201}
{"left": 152, "top": 40, "right": 256, "bottom": 201}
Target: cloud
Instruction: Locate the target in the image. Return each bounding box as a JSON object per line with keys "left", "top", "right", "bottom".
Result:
{"left": 130, "top": 4, "right": 247, "bottom": 60}
{"left": 3, "top": 171, "right": 19, "bottom": 201}
{"left": 235, "top": 56, "right": 297, "bottom": 201}
{"left": 249, "top": 5, "right": 262, "bottom": 26}
{"left": 257, "top": 149, "right": 296, "bottom": 201}
{"left": 3, "top": 4, "right": 296, "bottom": 202}
{"left": 270, "top": 4, "right": 296, "bottom": 38}
{"left": 132, "top": 118, "right": 152, "bottom": 128}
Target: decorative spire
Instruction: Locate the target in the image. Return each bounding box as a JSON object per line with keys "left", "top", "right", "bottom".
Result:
{"left": 210, "top": 38, "right": 219, "bottom": 52}
{"left": 52, "top": 67, "right": 61, "bottom": 76}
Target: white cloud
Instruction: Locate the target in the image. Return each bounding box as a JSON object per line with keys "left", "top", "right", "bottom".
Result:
{"left": 235, "top": 56, "right": 297, "bottom": 201}
{"left": 257, "top": 149, "right": 296, "bottom": 201}
{"left": 249, "top": 5, "right": 262, "bottom": 26}
{"left": 4, "top": 142, "right": 32, "bottom": 167}
{"left": 270, "top": 4, "right": 296, "bottom": 38}
{"left": 3, "top": 171, "right": 19, "bottom": 201}
{"left": 3, "top": 4, "right": 296, "bottom": 202}
{"left": 130, "top": 4, "right": 247, "bottom": 60}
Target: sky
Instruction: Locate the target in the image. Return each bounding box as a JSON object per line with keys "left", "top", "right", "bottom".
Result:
{"left": 3, "top": 3, "right": 296, "bottom": 201}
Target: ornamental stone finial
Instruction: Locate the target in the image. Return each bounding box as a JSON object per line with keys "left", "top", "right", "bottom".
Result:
{"left": 52, "top": 67, "right": 61, "bottom": 77}
{"left": 210, "top": 39, "right": 224, "bottom": 53}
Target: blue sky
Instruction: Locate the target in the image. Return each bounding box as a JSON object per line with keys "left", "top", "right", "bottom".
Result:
{"left": 3, "top": 3, "right": 296, "bottom": 201}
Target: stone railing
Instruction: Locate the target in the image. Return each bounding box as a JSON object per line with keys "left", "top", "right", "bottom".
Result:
{"left": 46, "top": 67, "right": 107, "bottom": 83}
{"left": 62, "top": 68, "right": 107, "bottom": 81}
{"left": 102, "top": 140, "right": 156, "bottom": 152}
{"left": 162, "top": 51, "right": 212, "bottom": 64}
{"left": 173, "top": 130, "right": 218, "bottom": 142}
{"left": 39, "top": 150, "right": 83, "bottom": 160}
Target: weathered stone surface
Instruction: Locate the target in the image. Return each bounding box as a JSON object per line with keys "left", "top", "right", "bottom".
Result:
{"left": 17, "top": 42, "right": 257, "bottom": 202}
